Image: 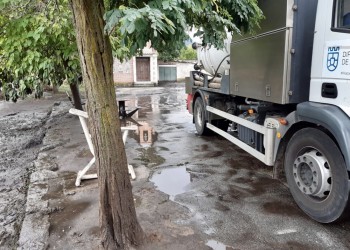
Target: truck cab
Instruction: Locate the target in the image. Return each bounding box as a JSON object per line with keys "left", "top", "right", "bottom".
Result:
{"left": 311, "top": 0, "right": 350, "bottom": 116}
{"left": 186, "top": 0, "right": 350, "bottom": 223}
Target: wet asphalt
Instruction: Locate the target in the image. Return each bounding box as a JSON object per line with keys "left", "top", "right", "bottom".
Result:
{"left": 1, "top": 83, "right": 350, "bottom": 249}
{"left": 118, "top": 83, "right": 350, "bottom": 249}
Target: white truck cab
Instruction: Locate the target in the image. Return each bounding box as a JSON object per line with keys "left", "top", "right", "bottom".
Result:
{"left": 311, "top": 0, "right": 350, "bottom": 116}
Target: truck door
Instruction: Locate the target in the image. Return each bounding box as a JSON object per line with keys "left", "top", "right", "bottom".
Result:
{"left": 310, "top": 0, "right": 350, "bottom": 117}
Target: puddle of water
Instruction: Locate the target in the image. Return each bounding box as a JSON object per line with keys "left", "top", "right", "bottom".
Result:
{"left": 122, "top": 119, "right": 157, "bottom": 147}
{"left": 150, "top": 166, "right": 191, "bottom": 201}
{"left": 132, "top": 121, "right": 157, "bottom": 147}
{"left": 206, "top": 240, "right": 227, "bottom": 250}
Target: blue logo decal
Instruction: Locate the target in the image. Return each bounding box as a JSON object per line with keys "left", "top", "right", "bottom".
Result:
{"left": 327, "top": 47, "right": 340, "bottom": 72}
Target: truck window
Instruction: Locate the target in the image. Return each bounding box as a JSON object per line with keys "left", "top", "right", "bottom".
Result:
{"left": 334, "top": 0, "right": 350, "bottom": 29}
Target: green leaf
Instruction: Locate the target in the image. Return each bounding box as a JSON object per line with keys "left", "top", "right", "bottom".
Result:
{"left": 0, "top": 0, "right": 82, "bottom": 102}
{"left": 127, "top": 22, "right": 135, "bottom": 34}
{"left": 104, "top": 9, "right": 122, "bottom": 34}
{"left": 162, "top": 1, "right": 170, "bottom": 10}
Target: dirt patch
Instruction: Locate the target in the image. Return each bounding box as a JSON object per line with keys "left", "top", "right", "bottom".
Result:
{"left": 0, "top": 108, "right": 51, "bottom": 248}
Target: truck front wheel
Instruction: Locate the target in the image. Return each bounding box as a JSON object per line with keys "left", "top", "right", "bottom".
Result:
{"left": 194, "top": 97, "right": 210, "bottom": 135}
{"left": 284, "top": 128, "right": 350, "bottom": 223}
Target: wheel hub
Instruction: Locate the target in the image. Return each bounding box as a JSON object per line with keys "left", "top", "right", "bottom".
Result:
{"left": 293, "top": 150, "right": 332, "bottom": 199}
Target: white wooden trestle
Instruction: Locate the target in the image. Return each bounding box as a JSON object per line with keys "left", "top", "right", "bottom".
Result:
{"left": 69, "top": 108, "right": 138, "bottom": 186}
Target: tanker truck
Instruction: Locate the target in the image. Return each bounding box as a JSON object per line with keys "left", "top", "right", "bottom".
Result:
{"left": 186, "top": 0, "right": 350, "bottom": 223}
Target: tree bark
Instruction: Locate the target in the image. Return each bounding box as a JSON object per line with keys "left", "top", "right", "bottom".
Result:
{"left": 70, "top": 0, "right": 144, "bottom": 249}
{"left": 69, "top": 82, "right": 83, "bottom": 110}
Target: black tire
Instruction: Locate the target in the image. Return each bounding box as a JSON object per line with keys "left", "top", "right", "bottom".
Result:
{"left": 284, "top": 128, "right": 350, "bottom": 223}
{"left": 194, "top": 97, "right": 210, "bottom": 135}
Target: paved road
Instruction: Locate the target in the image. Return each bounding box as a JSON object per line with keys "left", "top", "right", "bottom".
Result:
{"left": 1, "top": 84, "right": 349, "bottom": 249}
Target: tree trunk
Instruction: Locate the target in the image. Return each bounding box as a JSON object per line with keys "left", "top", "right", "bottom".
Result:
{"left": 70, "top": 0, "right": 144, "bottom": 249}
{"left": 52, "top": 84, "right": 59, "bottom": 94}
{"left": 69, "top": 82, "right": 83, "bottom": 110}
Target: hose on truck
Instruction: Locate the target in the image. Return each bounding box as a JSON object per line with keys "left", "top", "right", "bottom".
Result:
{"left": 208, "top": 54, "right": 230, "bottom": 82}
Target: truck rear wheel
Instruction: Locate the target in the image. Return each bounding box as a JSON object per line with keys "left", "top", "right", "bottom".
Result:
{"left": 194, "top": 97, "right": 210, "bottom": 135}
{"left": 284, "top": 128, "right": 350, "bottom": 223}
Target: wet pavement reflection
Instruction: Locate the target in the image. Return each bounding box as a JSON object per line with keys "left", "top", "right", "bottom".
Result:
{"left": 150, "top": 166, "right": 191, "bottom": 201}
{"left": 117, "top": 85, "right": 196, "bottom": 199}
{"left": 132, "top": 121, "right": 157, "bottom": 147}
{"left": 122, "top": 119, "right": 158, "bottom": 147}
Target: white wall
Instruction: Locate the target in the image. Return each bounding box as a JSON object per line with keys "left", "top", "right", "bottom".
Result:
{"left": 176, "top": 61, "right": 195, "bottom": 80}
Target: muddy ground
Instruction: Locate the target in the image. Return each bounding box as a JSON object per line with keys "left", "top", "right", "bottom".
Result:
{"left": 0, "top": 83, "right": 349, "bottom": 250}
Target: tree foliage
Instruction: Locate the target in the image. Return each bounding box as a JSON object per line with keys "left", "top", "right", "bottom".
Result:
{"left": 0, "top": 0, "right": 80, "bottom": 102}
{"left": 105, "top": 0, "right": 263, "bottom": 61}
{"left": 158, "top": 45, "right": 196, "bottom": 61}
{"left": 0, "top": 0, "right": 262, "bottom": 102}
{"left": 158, "top": 49, "right": 181, "bottom": 62}
{"left": 179, "top": 45, "right": 197, "bottom": 60}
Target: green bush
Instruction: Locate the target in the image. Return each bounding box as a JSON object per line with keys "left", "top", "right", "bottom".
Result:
{"left": 178, "top": 45, "right": 197, "bottom": 60}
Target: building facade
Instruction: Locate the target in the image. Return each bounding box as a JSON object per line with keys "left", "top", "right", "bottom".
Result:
{"left": 113, "top": 43, "right": 158, "bottom": 86}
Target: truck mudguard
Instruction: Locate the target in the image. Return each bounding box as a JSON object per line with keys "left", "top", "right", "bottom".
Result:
{"left": 193, "top": 90, "right": 224, "bottom": 121}
{"left": 296, "top": 102, "right": 350, "bottom": 171}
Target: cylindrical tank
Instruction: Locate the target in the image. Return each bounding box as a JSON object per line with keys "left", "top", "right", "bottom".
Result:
{"left": 193, "top": 36, "right": 231, "bottom": 76}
